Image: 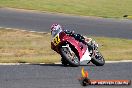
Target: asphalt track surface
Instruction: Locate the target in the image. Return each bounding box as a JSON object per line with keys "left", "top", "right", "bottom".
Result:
{"left": 0, "top": 8, "right": 132, "bottom": 39}
{"left": 0, "top": 63, "right": 132, "bottom": 88}
{"left": 0, "top": 8, "right": 132, "bottom": 88}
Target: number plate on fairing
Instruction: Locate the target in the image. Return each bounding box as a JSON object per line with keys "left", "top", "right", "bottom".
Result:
{"left": 52, "top": 34, "right": 60, "bottom": 46}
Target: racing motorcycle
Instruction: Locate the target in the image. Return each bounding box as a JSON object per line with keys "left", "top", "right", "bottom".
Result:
{"left": 51, "top": 29, "right": 105, "bottom": 67}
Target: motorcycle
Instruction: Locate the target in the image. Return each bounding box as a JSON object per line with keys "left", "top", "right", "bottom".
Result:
{"left": 51, "top": 29, "right": 105, "bottom": 67}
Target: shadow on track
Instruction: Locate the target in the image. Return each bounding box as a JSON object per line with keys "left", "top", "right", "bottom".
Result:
{"left": 31, "top": 63, "right": 95, "bottom": 67}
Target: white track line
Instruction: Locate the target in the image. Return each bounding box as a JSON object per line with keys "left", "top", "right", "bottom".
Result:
{"left": 0, "top": 26, "right": 47, "bottom": 34}
{"left": 106, "top": 60, "right": 132, "bottom": 63}
{"left": 0, "top": 63, "right": 46, "bottom": 65}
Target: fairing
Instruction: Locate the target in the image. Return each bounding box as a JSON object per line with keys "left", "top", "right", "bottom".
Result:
{"left": 51, "top": 31, "right": 91, "bottom": 62}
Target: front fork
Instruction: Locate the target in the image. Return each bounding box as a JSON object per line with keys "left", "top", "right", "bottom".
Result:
{"left": 61, "top": 44, "right": 79, "bottom": 64}
{"left": 87, "top": 40, "right": 99, "bottom": 59}
{"left": 62, "top": 44, "right": 73, "bottom": 56}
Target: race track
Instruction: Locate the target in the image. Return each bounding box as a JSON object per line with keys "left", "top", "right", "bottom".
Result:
{"left": 0, "top": 63, "right": 132, "bottom": 88}
{"left": 0, "top": 8, "right": 132, "bottom": 88}
{"left": 0, "top": 8, "right": 132, "bottom": 39}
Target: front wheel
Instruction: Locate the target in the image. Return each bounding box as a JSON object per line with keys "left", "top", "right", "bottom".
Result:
{"left": 91, "top": 50, "right": 105, "bottom": 66}
{"left": 60, "top": 45, "right": 80, "bottom": 67}
{"left": 61, "top": 58, "right": 68, "bottom": 66}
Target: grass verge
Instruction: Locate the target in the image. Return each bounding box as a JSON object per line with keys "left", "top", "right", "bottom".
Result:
{"left": 0, "top": 28, "right": 132, "bottom": 63}
{"left": 92, "top": 37, "right": 132, "bottom": 61}
{"left": 0, "top": 0, "right": 132, "bottom": 18}
{"left": 0, "top": 28, "right": 60, "bottom": 63}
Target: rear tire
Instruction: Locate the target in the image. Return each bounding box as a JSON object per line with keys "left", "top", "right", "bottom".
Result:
{"left": 91, "top": 51, "right": 105, "bottom": 66}
{"left": 60, "top": 46, "right": 80, "bottom": 67}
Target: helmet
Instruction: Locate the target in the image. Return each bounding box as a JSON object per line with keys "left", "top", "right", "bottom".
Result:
{"left": 50, "top": 24, "right": 62, "bottom": 33}
{"left": 50, "top": 24, "right": 63, "bottom": 37}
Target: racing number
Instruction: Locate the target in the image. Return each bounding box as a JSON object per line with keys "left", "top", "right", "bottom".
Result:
{"left": 53, "top": 35, "right": 60, "bottom": 46}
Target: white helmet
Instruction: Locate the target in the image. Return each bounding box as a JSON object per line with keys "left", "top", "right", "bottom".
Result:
{"left": 50, "top": 24, "right": 63, "bottom": 37}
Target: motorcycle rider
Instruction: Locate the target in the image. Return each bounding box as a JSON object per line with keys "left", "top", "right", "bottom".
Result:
{"left": 50, "top": 24, "right": 97, "bottom": 52}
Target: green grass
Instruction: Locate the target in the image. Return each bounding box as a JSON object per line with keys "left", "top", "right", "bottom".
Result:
{"left": 0, "top": 28, "right": 132, "bottom": 63}
{"left": 0, "top": 0, "right": 132, "bottom": 18}
{"left": 92, "top": 37, "right": 132, "bottom": 61}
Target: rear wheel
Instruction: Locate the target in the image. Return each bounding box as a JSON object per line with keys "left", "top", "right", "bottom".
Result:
{"left": 60, "top": 45, "right": 80, "bottom": 67}
{"left": 91, "top": 50, "right": 105, "bottom": 66}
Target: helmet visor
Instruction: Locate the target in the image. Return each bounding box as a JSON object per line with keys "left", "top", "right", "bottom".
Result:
{"left": 51, "top": 27, "right": 62, "bottom": 37}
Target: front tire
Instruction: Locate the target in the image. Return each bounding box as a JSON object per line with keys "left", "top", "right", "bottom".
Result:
{"left": 61, "top": 58, "right": 68, "bottom": 66}
{"left": 91, "top": 51, "right": 105, "bottom": 66}
{"left": 60, "top": 46, "right": 80, "bottom": 67}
